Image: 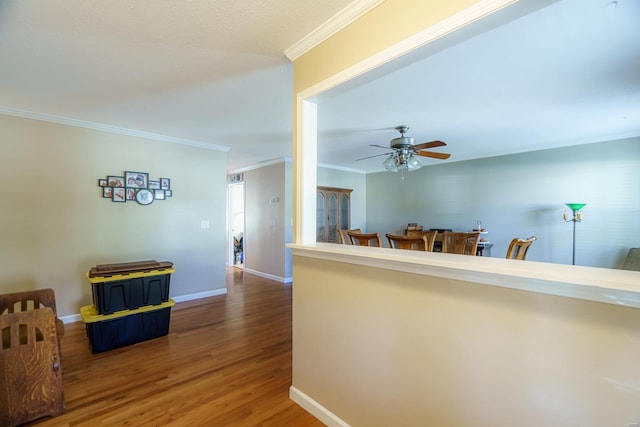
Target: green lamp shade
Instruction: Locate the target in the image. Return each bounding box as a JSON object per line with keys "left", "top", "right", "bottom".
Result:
{"left": 565, "top": 203, "right": 586, "bottom": 211}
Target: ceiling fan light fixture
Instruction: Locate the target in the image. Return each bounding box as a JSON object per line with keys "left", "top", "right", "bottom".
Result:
{"left": 383, "top": 154, "right": 399, "bottom": 172}
{"left": 407, "top": 154, "right": 422, "bottom": 171}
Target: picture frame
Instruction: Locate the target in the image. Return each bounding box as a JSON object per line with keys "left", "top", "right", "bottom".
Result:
{"left": 112, "top": 187, "right": 126, "bottom": 202}
{"left": 107, "top": 176, "right": 125, "bottom": 188}
{"left": 126, "top": 188, "right": 137, "bottom": 201}
{"left": 125, "top": 171, "right": 148, "bottom": 189}
{"left": 97, "top": 172, "right": 171, "bottom": 204}
{"left": 135, "top": 188, "right": 154, "bottom": 205}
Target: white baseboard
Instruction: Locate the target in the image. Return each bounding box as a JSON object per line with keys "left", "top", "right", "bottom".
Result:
{"left": 243, "top": 268, "right": 292, "bottom": 284}
{"left": 60, "top": 313, "right": 82, "bottom": 324}
{"left": 171, "top": 288, "right": 227, "bottom": 303}
{"left": 289, "top": 386, "right": 350, "bottom": 427}
{"left": 60, "top": 288, "right": 228, "bottom": 324}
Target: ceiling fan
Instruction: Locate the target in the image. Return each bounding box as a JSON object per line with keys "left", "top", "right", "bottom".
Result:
{"left": 356, "top": 125, "right": 451, "bottom": 172}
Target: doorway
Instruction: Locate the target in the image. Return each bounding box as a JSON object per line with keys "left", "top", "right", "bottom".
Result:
{"left": 228, "top": 182, "right": 245, "bottom": 267}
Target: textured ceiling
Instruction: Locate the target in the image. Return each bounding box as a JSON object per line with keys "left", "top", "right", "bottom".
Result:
{"left": 0, "top": 0, "right": 354, "bottom": 170}
{"left": 1, "top": 0, "right": 639, "bottom": 173}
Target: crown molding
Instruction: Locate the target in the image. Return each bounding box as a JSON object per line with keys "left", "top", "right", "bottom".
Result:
{"left": 284, "top": 0, "right": 384, "bottom": 61}
{"left": 229, "top": 157, "right": 292, "bottom": 174}
{"left": 317, "top": 162, "right": 367, "bottom": 174}
{"left": 298, "top": 0, "right": 518, "bottom": 99}
{"left": 0, "top": 106, "right": 230, "bottom": 152}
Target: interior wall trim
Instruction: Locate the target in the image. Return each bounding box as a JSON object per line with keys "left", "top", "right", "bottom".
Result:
{"left": 297, "top": 0, "right": 517, "bottom": 100}
{"left": 317, "top": 162, "right": 368, "bottom": 174}
{"left": 243, "top": 268, "right": 292, "bottom": 284}
{"left": 289, "top": 386, "right": 350, "bottom": 427}
{"left": 229, "top": 157, "right": 291, "bottom": 174}
{"left": 0, "top": 107, "right": 230, "bottom": 152}
{"left": 171, "top": 288, "right": 228, "bottom": 303}
{"left": 284, "top": 0, "right": 385, "bottom": 61}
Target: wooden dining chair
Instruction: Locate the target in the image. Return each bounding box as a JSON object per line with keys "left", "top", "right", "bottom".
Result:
{"left": 420, "top": 229, "right": 438, "bottom": 251}
{"left": 441, "top": 231, "right": 480, "bottom": 255}
{"left": 338, "top": 228, "right": 361, "bottom": 245}
{"left": 505, "top": 236, "right": 537, "bottom": 260}
{"left": 348, "top": 231, "right": 381, "bottom": 247}
{"left": 386, "top": 234, "right": 427, "bottom": 251}
{"left": 387, "top": 230, "right": 438, "bottom": 251}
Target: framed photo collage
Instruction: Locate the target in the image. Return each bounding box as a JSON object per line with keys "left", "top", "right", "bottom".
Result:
{"left": 98, "top": 171, "right": 172, "bottom": 205}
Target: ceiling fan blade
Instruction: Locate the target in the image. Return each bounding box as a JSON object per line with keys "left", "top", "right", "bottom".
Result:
{"left": 413, "top": 140, "right": 447, "bottom": 150}
{"left": 355, "top": 152, "right": 393, "bottom": 161}
{"left": 416, "top": 151, "right": 451, "bottom": 160}
{"left": 369, "top": 144, "right": 392, "bottom": 150}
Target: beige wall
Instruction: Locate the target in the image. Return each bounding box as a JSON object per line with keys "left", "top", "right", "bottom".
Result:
{"left": 290, "top": 0, "right": 640, "bottom": 425}
{"left": 244, "top": 161, "right": 289, "bottom": 281}
{"left": 0, "top": 114, "right": 228, "bottom": 317}
{"left": 293, "top": 255, "right": 640, "bottom": 426}
{"left": 293, "top": 0, "right": 480, "bottom": 93}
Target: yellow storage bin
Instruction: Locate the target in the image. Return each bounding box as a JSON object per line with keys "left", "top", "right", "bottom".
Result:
{"left": 81, "top": 299, "right": 175, "bottom": 353}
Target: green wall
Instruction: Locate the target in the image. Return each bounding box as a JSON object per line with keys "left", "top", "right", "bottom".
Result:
{"left": 365, "top": 138, "right": 639, "bottom": 267}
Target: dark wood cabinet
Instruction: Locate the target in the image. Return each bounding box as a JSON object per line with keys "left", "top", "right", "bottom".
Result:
{"left": 316, "top": 186, "right": 352, "bottom": 243}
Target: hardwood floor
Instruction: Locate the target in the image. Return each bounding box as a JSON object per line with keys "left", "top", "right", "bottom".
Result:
{"left": 28, "top": 268, "right": 324, "bottom": 427}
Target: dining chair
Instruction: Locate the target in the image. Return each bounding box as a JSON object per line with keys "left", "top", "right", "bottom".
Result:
{"left": 387, "top": 230, "right": 438, "bottom": 251}
{"left": 338, "top": 228, "right": 361, "bottom": 245}
{"left": 386, "top": 234, "right": 428, "bottom": 251}
{"left": 441, "top": 231, "right": 480, "bottom": 255}
{"left": 348, "top": 231, "right": 381, "bottom": 247}
{"left": 420, "top": 229, "right": 438, "bottom": 251}
{"left": 505, "top": 236, "right": 537, "bottom": 260}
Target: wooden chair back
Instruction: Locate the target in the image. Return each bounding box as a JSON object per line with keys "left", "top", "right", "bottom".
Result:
{"left": 0, "top": 288, "right": 64, "bottom": 340}
{"left": 338, "top": 228, "right": 361, "bottom": 245}
{"left": 387, "top": 230, "right": 438, "bottom": 251}
{"left": 505, "top": 236, "right": 537, "bottom": 260}
{"left": 0, "top": 308, "right": 65, "bottom": 426}
{"left": 419, "top": 230, "right": 438, "bottom": 251}
{"left": 348, "top": 231, "right": 381, "bottom": 247}
{"left": 441, "top": 231, "right": 480, "bottom": 255}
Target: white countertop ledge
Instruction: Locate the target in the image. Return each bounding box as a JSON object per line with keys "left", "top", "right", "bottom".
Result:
{"left": 288, "top": 243, "right": 640, "bottom": 309}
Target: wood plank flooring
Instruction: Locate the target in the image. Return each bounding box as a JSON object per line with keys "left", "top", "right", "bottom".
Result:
{"left": 27, "top": 268, "right": 324, "bottom": 427}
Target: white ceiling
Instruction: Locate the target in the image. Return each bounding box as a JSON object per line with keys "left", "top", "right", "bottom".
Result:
{"left": 0, "top": 0, "right": 354, "bottom": 169}
{"left": 1, "top": 0, "right": 639, "bottom": 173}
{"left": 316, "top": 0, "right": 640, "bottom": 172}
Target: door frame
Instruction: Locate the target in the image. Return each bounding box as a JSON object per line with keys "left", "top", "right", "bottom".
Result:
{"left": 227, "top": 181, "right": 245, "bottom": 267}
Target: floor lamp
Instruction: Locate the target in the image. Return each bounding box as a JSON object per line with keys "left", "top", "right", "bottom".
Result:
{"left": 563, "top": 203, "right": 586, "bottom": 265}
